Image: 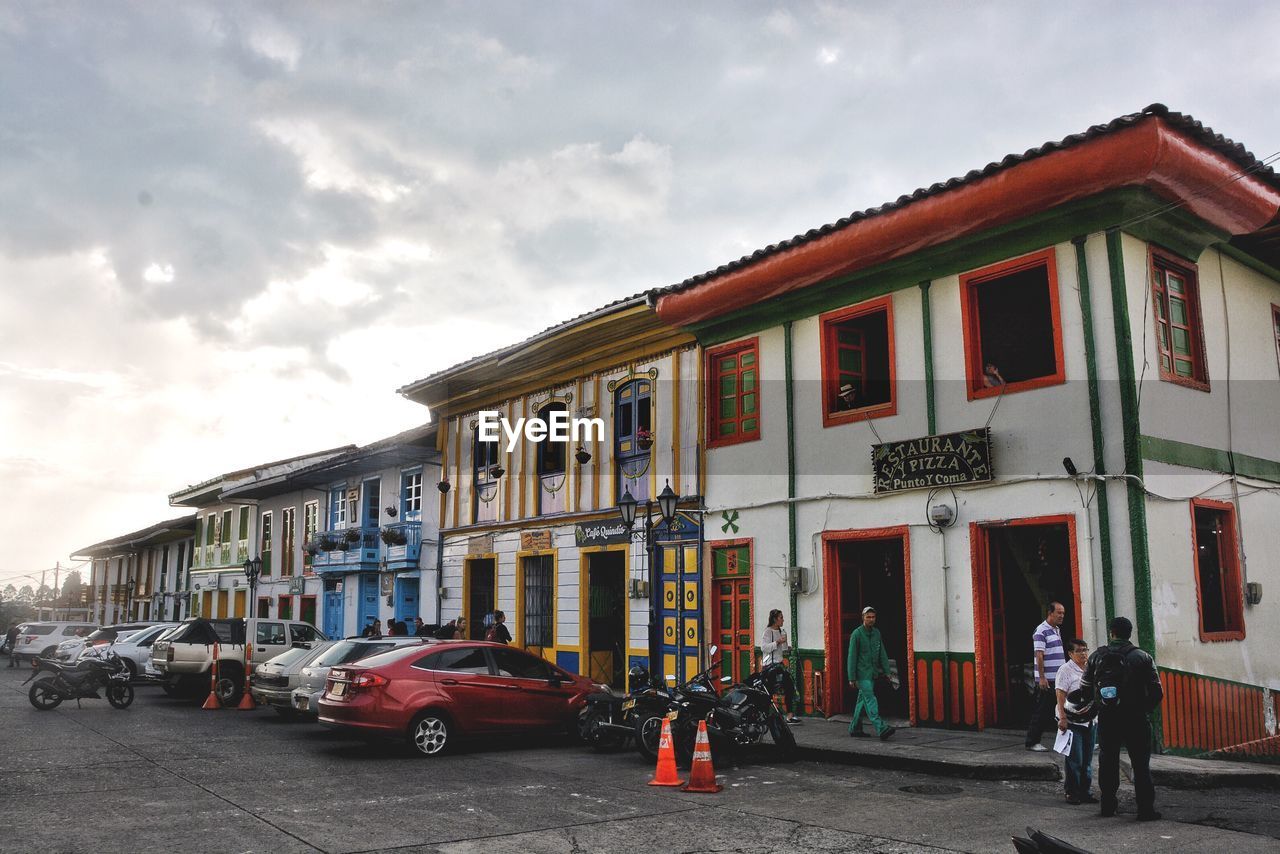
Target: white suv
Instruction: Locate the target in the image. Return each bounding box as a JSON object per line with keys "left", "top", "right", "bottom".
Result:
{"left": 12, "top": 622, "right": 99, "bottom": 662}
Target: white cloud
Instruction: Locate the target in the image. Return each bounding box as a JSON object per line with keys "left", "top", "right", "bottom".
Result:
{"left": 143, "top": 262, "right": 175, "bottom": 284}
{"left": 817, "top": 46, "right": 840, "bottom": 65}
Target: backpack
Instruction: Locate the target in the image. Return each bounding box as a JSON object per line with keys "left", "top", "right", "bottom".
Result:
{"left": 484, "top": 624, "right": 499, "bottom": 643}
{"left": 1095, "top": 645, "right": 1129, "bottom": 709}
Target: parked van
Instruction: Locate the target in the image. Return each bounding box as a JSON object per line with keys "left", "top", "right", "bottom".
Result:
{"left": 12, "top": 621, "right": 100, "bottom": 662}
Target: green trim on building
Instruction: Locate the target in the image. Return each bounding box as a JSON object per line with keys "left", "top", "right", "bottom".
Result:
{"left": 1072, "top": 235, "right": 1116, "bottom": 622}
{"left": 1141, "top": 435, "right": 1280, "bottom": 484}
{"left": 919, "top": 280, "right": 937, "bottom": 436}
{"left": 785, "top": 320, "right": 801, "bottom": 705}
{"left": 1105, "top": 229, "right": 1157, "bottom": 674}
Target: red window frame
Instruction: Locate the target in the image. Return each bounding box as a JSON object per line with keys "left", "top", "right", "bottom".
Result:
{"left": 278, "top": 595, "right": 294, "bottom": 621}
{"left": 959, "top": 248, "right": 1066, "bottom": 400}
{"left": 819, "top": 295, "right": 897, "bottom": 427}
{"left": 255, "top": 596, "right": 271, "bottom": 619}
{"left": 1189, "top": 498, "right": 1245, "bottom": 642}
{"left": 706, "top": 337, "right": 761, "bottom": 448}
{"left": 1150, "top": 247, "right": 1210, "bottom": 391}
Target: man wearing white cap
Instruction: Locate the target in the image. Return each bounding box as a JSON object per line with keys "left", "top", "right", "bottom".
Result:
{"left": 846, "top": 606, "right": 896, "bottom": 740}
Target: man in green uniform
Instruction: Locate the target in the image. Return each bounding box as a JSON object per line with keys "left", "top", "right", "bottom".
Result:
{"left": 847, "top": 606, "right": 896, "bottom": 740}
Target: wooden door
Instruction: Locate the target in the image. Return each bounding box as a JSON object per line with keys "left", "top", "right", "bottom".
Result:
{"left": 711, "top": 543, "right": 752, "bottom": 684}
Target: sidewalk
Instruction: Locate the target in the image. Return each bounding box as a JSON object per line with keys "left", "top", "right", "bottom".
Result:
{"left": 793, "top": 715, "right": 1280, "bottom": 789}
{"left": 791, "top": 715, "right": 1061, "bottom": 781}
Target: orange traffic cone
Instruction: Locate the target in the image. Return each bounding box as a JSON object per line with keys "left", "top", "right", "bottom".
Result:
{"left": 647, "top": 717, "right": 684, "bottom": 787}
{"left": 202, "top": 641, "right": 222, "bottom": 710}
{"left": 237, "top": 641, "right": 256, "bottom": 710}
{"left": 681, "top": 720, "right": 722, "bottom": 793}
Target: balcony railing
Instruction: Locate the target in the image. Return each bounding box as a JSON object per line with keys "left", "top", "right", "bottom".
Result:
{"left": 308, "top": 527, "right": 380, "bottom": 570}
{"left": 380, "top": 521, "right": 423, "bottom": 569}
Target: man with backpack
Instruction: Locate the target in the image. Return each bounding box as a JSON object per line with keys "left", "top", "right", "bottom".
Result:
{"left": 1080, "top": 616, "right": 1163, "bottom": 821}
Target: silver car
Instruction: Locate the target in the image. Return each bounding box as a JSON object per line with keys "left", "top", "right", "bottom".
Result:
{"left": 249, "top": 641, "right": 334, "bottom": 717}
{"left": 289, "top": 637, "right": 426, "bottom": 716}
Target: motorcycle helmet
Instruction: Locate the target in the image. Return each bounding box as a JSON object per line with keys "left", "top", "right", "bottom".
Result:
{"left": 627, "top": 664, "right": 650, "bottom": 690}
{"left": 1064, "top": 687, "right": 1096, "bottom": 725}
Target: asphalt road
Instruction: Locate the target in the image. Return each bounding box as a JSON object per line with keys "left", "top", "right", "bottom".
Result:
{"left": 1, "top": 665, "right": 1276, "bottom": 854}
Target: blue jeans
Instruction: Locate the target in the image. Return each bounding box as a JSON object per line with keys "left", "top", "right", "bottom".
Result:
{"left": 850, "top": 679, "right": 888, "bottom": 735}
{"left": 1065, "top": 723, "right": 1095, "bottom": 798}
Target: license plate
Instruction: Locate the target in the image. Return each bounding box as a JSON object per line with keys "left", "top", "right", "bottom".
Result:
{"left": 622, "top": 699, "right": 636, "bottom": 710}
{"left": 330, "top": 682, "right": 347, "bottom": 698}
{"left": 294, "top": 695, "right": 308, "bottom": 710}
{"left": 666, "top": 709, "right": 678, "bottom": 721}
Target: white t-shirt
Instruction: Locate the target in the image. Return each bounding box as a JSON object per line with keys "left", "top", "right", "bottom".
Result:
{"left": 761, "top": 627, "right": 791, "bottom": 666}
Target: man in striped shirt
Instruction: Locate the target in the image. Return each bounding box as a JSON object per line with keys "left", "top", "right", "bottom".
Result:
{"left": 1025, "top": 601, "right": 1066, "bottom": 751}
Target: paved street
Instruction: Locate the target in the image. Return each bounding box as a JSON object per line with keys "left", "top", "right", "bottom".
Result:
{"left": 2, "top": 666, "right": 1277, "bottom": 854}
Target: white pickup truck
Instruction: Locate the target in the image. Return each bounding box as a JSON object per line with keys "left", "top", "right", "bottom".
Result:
{"left": 150, "top": 617, "right": 326, "bottom": 704}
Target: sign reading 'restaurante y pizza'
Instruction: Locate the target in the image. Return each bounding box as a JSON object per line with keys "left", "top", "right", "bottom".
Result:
{"left": 872, "top": 428, "right": 993, "bottom": 494}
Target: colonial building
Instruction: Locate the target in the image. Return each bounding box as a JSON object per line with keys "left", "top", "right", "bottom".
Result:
{"left": 219, "top": 424, "right": 441, "bottom": 638}
{"left": 75, "top": 515, "right": 196, "bottom": 624}
{"left": 398, "top": 296, "right": 701, "bottom": 687}
{"left": 169, "top": 447, "right": 353, "bottom": 620}
{"left": 652, "top": 105, "right": 1280, "bottom": 755}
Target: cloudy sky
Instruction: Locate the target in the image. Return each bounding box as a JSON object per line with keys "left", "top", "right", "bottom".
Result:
{"left": 1, "top": 2, "right": 1277, "bottom": 587}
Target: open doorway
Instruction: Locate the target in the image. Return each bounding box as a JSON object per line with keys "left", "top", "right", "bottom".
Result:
{"left": 972, "top": 516, "right": 1080, "bottom": 729}
{"left": 465, "top": 558, "right": 496, "bottom": 640}
{"left": 822, "top": 529, "right": 912, "bottom": 721}
{"left": 584, "top": 550, "right": 626, "bottom": 689}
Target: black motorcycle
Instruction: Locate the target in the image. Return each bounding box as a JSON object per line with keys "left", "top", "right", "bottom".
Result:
{"left": 702, "top": 662, "right": 797, "bottom": 762}
{"left": 24, "top": 650, "right": 135, "bottom": 711}
{"left": 632, "top": 649, "right": 727, "bottom": 763}
{"left": 580, "top": 664, "right": 674, "bottom": 754}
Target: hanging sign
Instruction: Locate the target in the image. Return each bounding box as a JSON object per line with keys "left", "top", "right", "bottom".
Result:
{"left": 872, "top": 428, "right": 993, "bottom": 493}
{"left": 468, "top": 534, "right": 495, "bottom": 555}
{"left": 520, "top": 530, "right": 553, "bottom": 551}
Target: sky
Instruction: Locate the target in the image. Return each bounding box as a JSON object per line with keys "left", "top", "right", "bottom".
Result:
{"left": 2, "top": 1, "right": 1278, "bottom": 588}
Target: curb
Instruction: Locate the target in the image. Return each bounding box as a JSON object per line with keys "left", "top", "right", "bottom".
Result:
{"left": 797, "top": 745, "right": 1061, "bottom": 781}
{"left": 1122, "top": 758, "right": 1280, "bottom": 791}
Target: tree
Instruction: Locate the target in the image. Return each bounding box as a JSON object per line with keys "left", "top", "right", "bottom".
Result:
{"left": 2, "top": 584, "right": 16, "bottom": 601}
{"left": 17, "top": 585, "right": 34, "bottom": 605}
{"left": 61, "top": 571, "right": 82, "bottom": 604}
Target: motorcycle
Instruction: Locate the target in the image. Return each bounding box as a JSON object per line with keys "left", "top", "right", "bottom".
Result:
{"left": 23, "top": 648, "right": 135, "bottom": 711}
{"left": 580, "top": 664, "right": 674, "bottom": 753}
{"left": 702, "top": 661, "right": 797, "bottom": 762}
{"left": 632, "top": 646, "right": 727, "bottom": 763}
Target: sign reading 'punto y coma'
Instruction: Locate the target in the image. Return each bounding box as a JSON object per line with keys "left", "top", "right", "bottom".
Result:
{"left": 872, "top": 428, "right": 993, "bottom": 493}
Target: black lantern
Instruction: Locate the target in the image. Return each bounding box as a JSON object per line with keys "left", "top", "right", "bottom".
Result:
{"left": 575, "top": 446, "right": 592, "bottom": 465}
{"left": 618, "top": 488, "right": 638, "bottom": 529}
{"left": 242, "top": 557, "right": 263, "bottom": 586}
{"left": 437, "top": 479, "right": 451, "bottom": 494}
{"left": 657, "top": 480, "right": 678, "bottom": 525}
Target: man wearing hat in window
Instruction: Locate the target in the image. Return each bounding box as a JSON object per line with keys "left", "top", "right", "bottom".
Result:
{"left": 847, "top": 606, "right": 896, "bottom": 740}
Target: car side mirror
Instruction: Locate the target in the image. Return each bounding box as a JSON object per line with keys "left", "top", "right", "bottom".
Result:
{"left": 548, "top": 674, "right": 562, "bottom": 687}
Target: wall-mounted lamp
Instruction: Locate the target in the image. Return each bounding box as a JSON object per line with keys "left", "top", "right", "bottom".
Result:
{"left": 1063, "top": 457, "right": 1079, "bottom": 476}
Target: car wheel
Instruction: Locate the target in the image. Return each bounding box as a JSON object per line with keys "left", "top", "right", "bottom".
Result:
{"left": 408, "top": 711, "right": 451, "bottom": 757}
{"left": 214, "top": 665, "right": 243, "bottom": 706}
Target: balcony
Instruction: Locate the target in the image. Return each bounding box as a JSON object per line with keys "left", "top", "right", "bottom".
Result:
{"left": 308, "top": 527, "right": 380, "bottom": 573}
{"left": 379, "top": 521, "right": 423, "bottom": 571}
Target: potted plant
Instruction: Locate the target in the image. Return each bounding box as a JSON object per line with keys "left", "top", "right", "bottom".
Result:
{"left": 317, "top": 535, "right": 337, "bottom": 551}
{"left": 385, "top": 505, "right": 397, "bottom": 518}
{"left": 380, "top": 527, "right": 408, "bottom": 547}
{"left": 489, "top": 463, "right": 505, "bottom": 479}
{"left": 344, "top": 528, "right": 361, "bottom": 545}
{"left": 304, "top": 540, "right": 321, "bottom": 557}
{"left": 636, "top": 427, "right": 653, "bottom": 450}
{"left": 575, "top": 446, "right": 592, "bottom": 465}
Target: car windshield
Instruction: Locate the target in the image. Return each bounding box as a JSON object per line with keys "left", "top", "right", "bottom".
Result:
{"left": 263, "top": 647, "right": 312, "bottom": 668}
{"left": 313, "top": 641, "right": 364, "bottom": 667}
{"left": 86, "top": 628, "right": 121, "bottom": 643}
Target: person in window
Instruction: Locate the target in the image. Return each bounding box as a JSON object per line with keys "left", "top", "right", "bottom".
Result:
{"left": 760, "top": 609, "right": 802, "bottom": 724}
{"left": 485, "top": 611, "right": 512, "bottom": 644}
{"left": 835, "top": 382, "right": 859, "bottom": 411}
{"left": 982, "top": 363, "right": 1006, "bottom": 388}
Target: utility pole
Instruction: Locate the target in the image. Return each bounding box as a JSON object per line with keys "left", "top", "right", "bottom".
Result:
{"left": 53, "top": 562, "right": 61, "bottom": 618}
{"left": 40, "top": 569, "right": 47, "bottom": 620}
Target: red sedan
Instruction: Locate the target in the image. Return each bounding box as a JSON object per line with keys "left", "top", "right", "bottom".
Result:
{"left": 318, "top": 640, "right": 596, "bottom": 756}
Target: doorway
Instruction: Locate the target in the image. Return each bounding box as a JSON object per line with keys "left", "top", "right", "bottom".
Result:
{"left": 822, "top": 528, "right": 912, "bottom": 721}
{"left": 358, "top": 573, "right": 379, "bottom": 634}
{"left": 584, "top": 550, "right": 626, "bottom": 689}
{"left": 465, "top": 558, "right": 496, "bottom": 640}
{"left": 323, "top": 581, "right": 343, "bottom": 639}
{"left": 972, "top": 516, "right": 1080, "bottom": 729}
{"left": 395, "top": 577, "right": 419, "bottom": 624}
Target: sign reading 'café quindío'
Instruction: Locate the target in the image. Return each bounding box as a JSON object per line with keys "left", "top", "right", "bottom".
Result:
{"left": 872, "top": 428, "right": 993, "bottom": 493}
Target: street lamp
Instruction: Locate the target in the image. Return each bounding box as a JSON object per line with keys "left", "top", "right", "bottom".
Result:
{"left": 618, "top": 479, "right": 679, "bottom": 684}
{"left": 243, "top": 557, "right": 263, "bottom": 617}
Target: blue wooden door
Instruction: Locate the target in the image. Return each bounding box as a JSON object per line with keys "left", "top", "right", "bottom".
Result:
{"left": 394, "top": 577, "right": 419, "bottom": 624}
{"left": 323, "top": 590, "right": 344, "bottom": 639}
{"left": 655, "top": 513, "right": 702, "bottom": 686}
{"left": 359, "top": 573, "right": 379, "bottom": 632}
